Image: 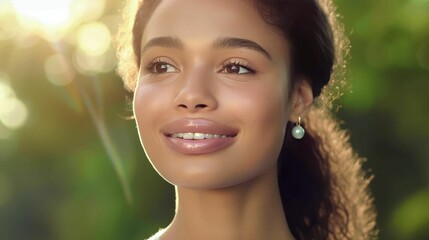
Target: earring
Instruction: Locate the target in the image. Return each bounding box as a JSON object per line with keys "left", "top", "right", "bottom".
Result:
{"left": 292, "top": 117, "right": 305, "bottom": 139}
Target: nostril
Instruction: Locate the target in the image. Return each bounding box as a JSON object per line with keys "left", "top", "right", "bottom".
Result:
{"left": 175, "top": 103, "right": 211, "bottom": 110}
{"left": 195, "top": 104, "right": 208, "bottom": 109}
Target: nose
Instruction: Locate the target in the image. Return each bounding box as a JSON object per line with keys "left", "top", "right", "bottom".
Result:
{"left": 173, "top": 68, "right": 218, "bottom": 113}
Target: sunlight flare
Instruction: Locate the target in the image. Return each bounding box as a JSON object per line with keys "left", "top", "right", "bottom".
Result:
{"left": 10, "top": 0, "right": 73, "bottom": 28}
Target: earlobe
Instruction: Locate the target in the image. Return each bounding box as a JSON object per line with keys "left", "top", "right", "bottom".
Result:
{"left": 288, "top": 80, "right": 314, "bottom": 122}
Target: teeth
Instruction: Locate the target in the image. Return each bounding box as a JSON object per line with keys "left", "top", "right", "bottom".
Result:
{"left": 171, "top": 133, "right": 230, "bottom": 139}
{"left": 182, "top": 133, "right": 194, "bottom": 139}
{"left": 193, "top": 133, "right": 205, "bottom": 140}
{"left": 172, "top": 133, "right": 183, "bottom": 138}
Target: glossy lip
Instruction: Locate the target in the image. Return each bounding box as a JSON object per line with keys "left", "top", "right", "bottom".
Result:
{"left": 161, "top": 118, "right": 239, "bottom": 155}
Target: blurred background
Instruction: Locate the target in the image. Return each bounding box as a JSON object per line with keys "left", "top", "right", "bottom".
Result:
{"left": 0, "top": 0, "right": 428, "bottom": 239}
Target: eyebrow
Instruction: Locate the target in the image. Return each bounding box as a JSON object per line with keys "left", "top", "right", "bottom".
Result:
{"left": 141, "top": 36, "right": 183, "bottom": 55}
{"left": 213, "top": 37, "right": 272, "bottom": 61}
{"left": 141, "top": 36, "right": 272, "bottom": 61}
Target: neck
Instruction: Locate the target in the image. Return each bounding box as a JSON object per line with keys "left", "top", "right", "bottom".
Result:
{"left": 161, "top": 168, "right": 295, "bottom": 240}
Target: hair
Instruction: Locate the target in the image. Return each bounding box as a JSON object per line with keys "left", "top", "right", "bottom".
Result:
{"left": 116, "top": 0, "right": 378, "bottom": 239}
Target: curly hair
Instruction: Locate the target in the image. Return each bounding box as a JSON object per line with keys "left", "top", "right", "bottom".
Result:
{"left": 115, "top": 0, "right": 378, "bottom": 239}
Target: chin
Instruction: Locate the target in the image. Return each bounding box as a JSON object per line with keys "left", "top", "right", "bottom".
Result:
{"left": 152, "top": 154, "right": 277, "bottom": 190}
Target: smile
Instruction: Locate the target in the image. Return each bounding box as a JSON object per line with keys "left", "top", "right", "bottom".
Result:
{"left": 169, "top": 132, "right": 234, "bottom": 140}
{"left": 161, "top": 118, "right": 238, "bottom": 155}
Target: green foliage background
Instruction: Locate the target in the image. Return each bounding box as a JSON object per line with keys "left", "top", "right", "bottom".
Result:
{"left": 0, "top": 0, "right": 428, "bottom": 239}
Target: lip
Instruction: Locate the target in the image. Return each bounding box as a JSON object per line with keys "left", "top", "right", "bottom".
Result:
{"left": 161, "top": 118, "right": 238, "bottom": 155}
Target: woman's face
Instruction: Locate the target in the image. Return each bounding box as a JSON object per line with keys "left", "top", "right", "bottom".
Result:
{"left": 134, "top": 0, "right": 292, "bottom": 189}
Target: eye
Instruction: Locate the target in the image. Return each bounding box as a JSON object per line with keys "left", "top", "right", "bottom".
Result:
{"left": 220, "top": 60, "right": 255, "bottom": 74}
{"left": 145, "top": 59, "right": 178, "bottom": 74}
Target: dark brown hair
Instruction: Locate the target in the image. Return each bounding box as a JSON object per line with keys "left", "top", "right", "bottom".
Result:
{"left": 116, "top": 0, "right": 377, "bottom": 239}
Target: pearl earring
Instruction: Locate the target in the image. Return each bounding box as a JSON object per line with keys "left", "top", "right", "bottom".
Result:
{"left": 292, "top": 117, "right": 305, "bottom": 139}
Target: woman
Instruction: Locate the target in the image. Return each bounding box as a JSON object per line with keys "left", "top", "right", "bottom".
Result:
{"left": 116, "top": 0, "right": 377, "bottom": 239}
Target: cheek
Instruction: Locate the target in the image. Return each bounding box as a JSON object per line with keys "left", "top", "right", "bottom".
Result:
{"left": 221, "top": 81, "right": 290, "bottom": 176}
{"left": 134, "top": 77, "right": 179, "bottom": 131}
{"left": 133, "top": 84, "right": 168, "bottom": 162}
{"left": 229, "top": 79, "right": 289, "bottom": 135}
{"left": 134, "top": 85, "right": 159, "bottom": 134}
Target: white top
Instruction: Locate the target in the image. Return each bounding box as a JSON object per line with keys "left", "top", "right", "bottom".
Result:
{"left": 146, "top": 228, "right": 297, "bottom": 240}
{"left": 147, "top": 228, "right": 166, "bottom": 240}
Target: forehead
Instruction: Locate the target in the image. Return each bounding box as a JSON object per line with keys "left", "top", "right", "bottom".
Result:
{"left": 141, "top": 0, "right": 288, "bottom": 56}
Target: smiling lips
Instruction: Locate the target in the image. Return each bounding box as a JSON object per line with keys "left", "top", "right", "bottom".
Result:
{"left": 162, "top": 118, "right": 238, "bottom": 155}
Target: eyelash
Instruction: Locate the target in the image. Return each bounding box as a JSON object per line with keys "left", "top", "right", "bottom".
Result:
{"left": 142, "top": 58, "right": 256, "bottom": 75}
{"left": 220, "top": 59, "right": 256, "bottom": 74}
{"left": 143, "top": 58, "right": 177, "bottom": 74}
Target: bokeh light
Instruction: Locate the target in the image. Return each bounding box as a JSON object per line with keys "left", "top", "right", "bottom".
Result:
{"left": 0, "top": 95, "right": 28, "bottom": 129}
{"left": 9, "top": 0, "right": 73, "bottom": 40}
{"left": 0, "top": 75, "right": 14, "bottom": 139}
{"left": 10, "top": 0, "right": 73, "bottom": 28}
{"left": 69, "top": 0, "right": 106, "bottom": 23}
{"left": 73, "top": 22, "right": 116, "bottom": 75}
{"left": 73, "top": 47, "right": 116, "bottom": 75}
{"left": 0, "top": 77, "right": 14, "bottom": 101}
{"left": 44, "top": 53, "right": 75, "bottom": 86}
{"left": 0, "top": 1, "right": 18, "bottom": 41}
{"left": 0, "top": 74, "right": 28, "bottom": 130}
{"left": 76, "top": 22, "right": 111, "bottom": 57}
{"left": 6, "top": 0, "right": 107, "bottom": 41}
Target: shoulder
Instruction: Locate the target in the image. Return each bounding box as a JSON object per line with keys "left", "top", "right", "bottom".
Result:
{"left": 146, "top": 228, "right": 166, "bottom": 240}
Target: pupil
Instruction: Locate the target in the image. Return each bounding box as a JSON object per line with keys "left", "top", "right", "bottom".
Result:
{"left": 156, "top": 63, "right": 167, "bottom": 73}
{"left": 228, "top": 64, "right": 239, "bottom": 73}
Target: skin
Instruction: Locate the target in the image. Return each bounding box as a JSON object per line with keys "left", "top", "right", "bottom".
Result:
{"left": 133, "top": 0, "right": 313, "bottom": 239}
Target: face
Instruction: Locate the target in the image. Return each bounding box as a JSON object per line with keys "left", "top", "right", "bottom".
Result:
{"left": 134, "top": 0, "right": 292, "bottom": 189}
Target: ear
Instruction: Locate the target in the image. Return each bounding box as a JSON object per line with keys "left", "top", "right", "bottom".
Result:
{"left": 288, "top": 80, "right": 314, "bottom": 122}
